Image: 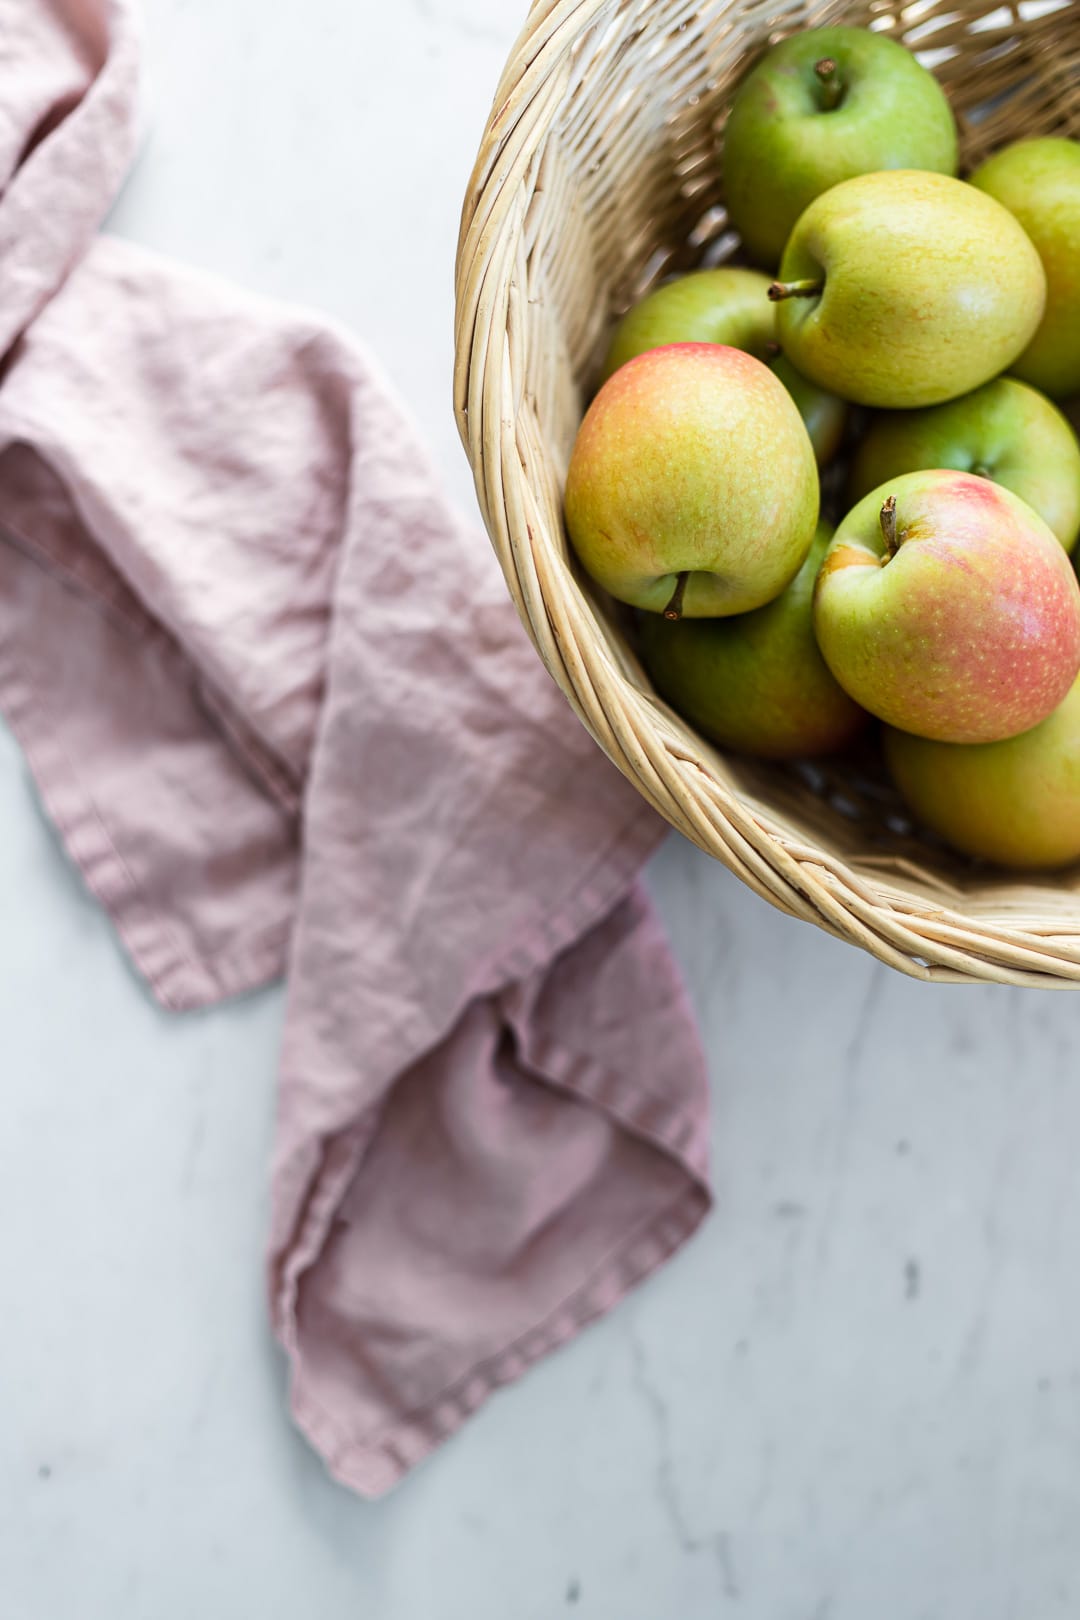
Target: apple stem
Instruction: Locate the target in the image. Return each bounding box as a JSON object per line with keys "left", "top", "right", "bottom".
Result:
{"left": 763, "top": 340, "right": 782, "bottom": 357}
{"left": 768, "top": 278, "right": 824, "bottom": 302}
{"left": 880, "top": 494, "right": 900, "bottom": 559}
{"left": 663, "top": 571, "right": 689, "bottom": 621}
{"left": 971, "top": 463, "right": 992, "bottom": 480}
{"left": 814, "top": 57, "right": 843, "bottom": 111}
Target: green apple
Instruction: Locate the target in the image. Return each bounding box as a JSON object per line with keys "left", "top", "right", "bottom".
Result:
{"left": 600, "top": 268, "right": 848, "bottom": 464}
{"left": 601, "top": 268, "right": 775, "bottom": 381}
{"left": 640, "top": 522, "right": 868, "bottom": 758}
{"left": 723, "top": 26, "right": 958, "bottom": 267}
{"left": 771, "top": 170, "right": 1046, "bottom": 408}
{"left": 813, "top": 470, "right": 1080, "bottom": 743}
{"left": 885, "top": 674, "right": 1080, "bottom": 870}
{"left": 850, "top": 378, "right": 1080, "bottom": 553}
{"left": 565, "top": 342, "right": 819, "bottom": 618}
{"left": 970, "top": 138, "right": 1080, "bottom": 399}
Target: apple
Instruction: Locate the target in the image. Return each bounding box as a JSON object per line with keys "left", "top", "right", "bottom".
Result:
{"left": 970, "top": 137, "right": 1080, "bottom": 399}
{"left": 813, "top": 470, "right": 1080, "bottom": 743}
{"left": 640, "top": 521, "right": 868, "bottom": 758}
{"left": 601, "top": 268, "right": 775, "bottom": 382}
{"left": 849, "top": 378, "right": 1080, "bottom": 553}
{"left": 723, "top": 26, "right": 957, "bottom": 267}
{"left": 564, "top": 343, "right": 819, "bottom": 617}
{"left": 600, "top": 268, "right": 848, "bottom": 464}
{"left": 885, "top": 673, "right": 1080, "bottom": 870}
{"left": 770, "top": 170, "right": 1046, "bottom": 408}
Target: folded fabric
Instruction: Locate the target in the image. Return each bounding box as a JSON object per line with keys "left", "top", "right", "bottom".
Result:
{"left": 0, "top": 0, "right": 712, "bottom": 1494}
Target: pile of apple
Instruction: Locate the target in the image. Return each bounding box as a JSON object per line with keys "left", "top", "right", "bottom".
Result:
{"left": 564, "top": 26, "right": 1080, "bottom": 871}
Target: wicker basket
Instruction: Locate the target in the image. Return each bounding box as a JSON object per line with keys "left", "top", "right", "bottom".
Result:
{"left": 454, "top": 0, "right": 1080, "bottom": 987}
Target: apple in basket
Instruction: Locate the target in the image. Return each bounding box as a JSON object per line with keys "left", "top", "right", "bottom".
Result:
{"left": 849, "top": 377, "right": 1080, "bottom": 554}
{"left": 769, "top": 170, "right": 1046, "bottom": 409}
{"left": 970, "top": 137, "right": 1080, "bottom": 400}
{"left": 885, "top": 673, "right": 1080, "bottom": 871}
{"left": 813, "top": 470, "right": 1080, "bottom": 745}
{"left": 564, "top": 342, "right": 819, "bottom": 618}
{"left": 600, "top": 267, "right": 776, "bottom": 383}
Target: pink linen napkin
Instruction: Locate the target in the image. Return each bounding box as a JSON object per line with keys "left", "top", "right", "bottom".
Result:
{"left": 0, "top": 0, "right": 712, "bottom": 1495}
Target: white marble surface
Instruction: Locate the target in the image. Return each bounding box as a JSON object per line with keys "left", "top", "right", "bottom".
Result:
{"left": 4, "top": 4, "right": 1080, "bottom": 1617}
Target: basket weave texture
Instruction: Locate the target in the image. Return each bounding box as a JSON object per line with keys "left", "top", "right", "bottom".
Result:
{"left": 454, "top": 0, "right": 1080, "bottom": 986}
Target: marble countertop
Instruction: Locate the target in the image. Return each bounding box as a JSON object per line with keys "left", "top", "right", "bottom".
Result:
{"left": 4, "top": 3, "right": 1080, "bottom": 1616}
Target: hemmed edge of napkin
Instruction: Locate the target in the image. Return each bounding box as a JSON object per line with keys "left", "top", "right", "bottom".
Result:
{"left": 0, "top": 655, "right": 291, "bottom": 1010}
{"left": 272, "top": 803, "right": 712, "bottom": 1498}
{"left": 295, "top": 1175, "right": 708, "bottom": 1499}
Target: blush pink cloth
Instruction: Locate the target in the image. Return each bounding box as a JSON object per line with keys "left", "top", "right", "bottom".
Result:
{"left": 0, "top": 0, "right": 712, "bottom": 1494}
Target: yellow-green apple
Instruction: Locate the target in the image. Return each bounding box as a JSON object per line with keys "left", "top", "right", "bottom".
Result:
{"left": 601, "top": 269, "right": 775, "bottom": 382}
{"left": 850, "top": 378, "right": 1080, "bottom": 552}
{"left": 885, "top": 673, "right": 1080, "bottom": 870}
{"left": 640, "top": 522, "right": 867, "bottom": 758}
{"left": 970, "top": 138, "right": 1080, "bottom": 399}
{"left": 813, "top": 470, "right": 1080, "bottom": 743}
{"left": 723, "top": 26, "right": 957, "bottom": 267}
{"left": 770, "top": 171, "right": 1046, "bottom": 408}
{"left": 600, "top": 268, "right": 848, "bottom": 464}
{"left": 565, "top": 343, "right": 819, "bottom": 617}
